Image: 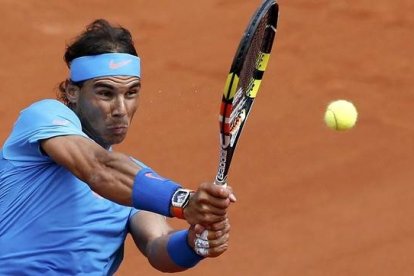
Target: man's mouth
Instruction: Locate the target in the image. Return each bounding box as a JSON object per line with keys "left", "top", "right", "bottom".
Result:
{"left": 108, "top": 125, "right": 128, "bottom": 135}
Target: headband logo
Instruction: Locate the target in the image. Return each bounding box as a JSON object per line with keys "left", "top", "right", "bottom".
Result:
{"left": 109, "top": 59, "right": 132, "bottom": 69}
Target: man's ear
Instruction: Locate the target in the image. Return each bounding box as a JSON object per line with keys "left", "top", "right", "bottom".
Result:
{"left": 66, "top": 82, "right": 81, "bottom": 104}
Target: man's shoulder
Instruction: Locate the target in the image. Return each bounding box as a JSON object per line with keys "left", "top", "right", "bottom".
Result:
{"left": 24, "top": 99, "right": 68, "bottom": 113}
{"left": 8, "top": 98, "right": 83, "bottom": 139}
{"left": 20, "top": 99, "right": 77, "bottom": 122}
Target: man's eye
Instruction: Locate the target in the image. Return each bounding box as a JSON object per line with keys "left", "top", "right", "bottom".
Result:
{"left": 97, "top": 91, "right": 112, "bottom": 97}
{"left": 126, "top": 90, "right": 138, "bottom": 98}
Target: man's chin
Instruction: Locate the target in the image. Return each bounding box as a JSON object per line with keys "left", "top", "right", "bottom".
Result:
{"left": 109, "top": 134, "right": 127, "bottom": 145}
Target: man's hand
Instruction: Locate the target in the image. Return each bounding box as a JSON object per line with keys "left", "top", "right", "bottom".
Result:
{"left": 183, "top": 182, "right": 236, "bottom": 226}
{"left": 188, "top": 219, "right": 231, "bottom": 258}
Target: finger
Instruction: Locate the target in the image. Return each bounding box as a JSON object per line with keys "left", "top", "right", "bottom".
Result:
{"left": 210, "top": 222, "right": 231, "bottom": 238}
{"left": 200, "top": 182, "right": 231, "bottom": 199}
{"left": 184, "top": 204, "right": 227, "bottom": 226}
{"left": 194, "top": 237, "right": 209, "bottom": 249}
{"left": 194, "top": 233, "right": 230, "bottom": 258}
{"left": 196, "top": 229, "right": 209, "bottom": 240}
{"left": 207, "top": 232, "right": 230, "bottom": 248}
{"left": 205, "top": 243, "right": 229, "bottom": 258}
{"left": 193, "top": 224, "right": 206, "bottom": 235}
{"left": 197, "top": 221, "right": 230, "bottom": 242}
{"left": 193, "top": 208, "right": 227, "bottom": 225}
{"left": 203, "top": 204, "right": 229, "bottom": 216}
{"left": 194, "top": 195, "right": 231, "bottom": 211}
{"left": 207, "top": 218, "right": 230, "bottom": 232}
{"left": 226, "top": 185, "right": 237, "bottom": 202}
{"left": 229, "top": 193, "right": 237, "bottom": 203}
{"left": 194, "top": 247, "right": 209, "bottom": 257}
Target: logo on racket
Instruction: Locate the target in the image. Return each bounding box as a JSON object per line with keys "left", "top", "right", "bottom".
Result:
{"left": 216, "top": 148, "right": 227, "bottom": 182}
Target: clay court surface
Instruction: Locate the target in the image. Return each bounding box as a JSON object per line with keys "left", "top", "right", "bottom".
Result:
{"left": 1, "top": 0, "right": 414, "bottom": 275}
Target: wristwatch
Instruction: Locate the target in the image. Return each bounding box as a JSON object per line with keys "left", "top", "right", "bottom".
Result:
{"left": 171, "top": 188, "right": 193, "bottom": 219}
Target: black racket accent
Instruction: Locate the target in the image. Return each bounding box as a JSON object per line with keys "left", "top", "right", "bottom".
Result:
{"left": 253, "top": 69, "right": 265, "bottom": 80}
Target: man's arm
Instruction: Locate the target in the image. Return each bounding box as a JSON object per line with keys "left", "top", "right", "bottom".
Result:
{"left": 129, "top": 211, "right": 231, "bottom": 273}
{"left": 42, "top": 135, "right": 139, "bottom": 204}
{"left": 41, "top": 135, "right": 233, "bottom": 224}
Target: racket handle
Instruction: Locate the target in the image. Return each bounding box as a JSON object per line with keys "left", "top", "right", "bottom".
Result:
{"left": 214, "top": 174, "right": 228, "bottom": 186}
{"left": 213, "top": 179, "right": 227, "bottom": 186}
{"left": 197, "top": 179, "right": 228, "bottom": 248}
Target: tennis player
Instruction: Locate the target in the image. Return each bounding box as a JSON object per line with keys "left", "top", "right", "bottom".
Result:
{"left": 0, "top": 19, "right": 235, "bottom": 274}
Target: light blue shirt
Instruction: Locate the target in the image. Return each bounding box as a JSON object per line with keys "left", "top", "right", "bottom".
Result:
{"left": 0, "top": 99, "right": 139, "bottom": 275}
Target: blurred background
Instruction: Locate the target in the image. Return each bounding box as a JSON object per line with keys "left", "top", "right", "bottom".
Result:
{"left": 1, "top": 0, "right": 414, "bottom": 275}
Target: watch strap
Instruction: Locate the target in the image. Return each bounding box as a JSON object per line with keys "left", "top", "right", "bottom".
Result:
{"left": 172, "top": 206, "right": 185, "bottom": 219}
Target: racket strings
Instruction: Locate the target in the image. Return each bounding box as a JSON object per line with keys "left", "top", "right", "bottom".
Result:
{"left": 238, "top": 16, "right": 269, "bottom": 102}
{"left": 227, "top": 13, "right": 271, "bottom": 133}
{"left": 220, "top": 3, "right": 277, "bottom": 138}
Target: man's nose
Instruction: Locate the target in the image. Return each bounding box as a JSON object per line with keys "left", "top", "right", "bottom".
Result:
{"left": 112, "top": 97, "right": 127, "bottom": 117}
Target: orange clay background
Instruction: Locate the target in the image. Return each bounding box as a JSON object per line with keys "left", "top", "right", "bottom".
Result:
{"left": 1, "top": 1, "right": 414, "bottom": 275}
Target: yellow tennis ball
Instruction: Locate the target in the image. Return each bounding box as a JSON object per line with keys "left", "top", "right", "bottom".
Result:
{"left": 324, "top": 100, "right": 358, "bottom": 131}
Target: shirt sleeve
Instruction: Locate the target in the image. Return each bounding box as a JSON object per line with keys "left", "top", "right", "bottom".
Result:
{"left": 2, "top": 99, "right": 89, "bottom": 163}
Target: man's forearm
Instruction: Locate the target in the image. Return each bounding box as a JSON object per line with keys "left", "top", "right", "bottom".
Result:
{"left": 146, "top": 230, "right": 203, "bottom": 273}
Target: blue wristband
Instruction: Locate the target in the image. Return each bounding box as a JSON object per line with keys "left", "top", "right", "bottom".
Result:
{"left": 167, "top": 230, "right": 204, "bottom": 268}
{"left": 132, "top": 168, "right": 181, "bottom": 216}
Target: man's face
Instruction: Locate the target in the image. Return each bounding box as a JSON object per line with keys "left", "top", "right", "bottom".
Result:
{"left": 72, "top": 76, "right": 141, "bottom": 148}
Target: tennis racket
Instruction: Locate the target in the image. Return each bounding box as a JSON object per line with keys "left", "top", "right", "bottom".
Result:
{"left": 215, "top": 0, "right": 279, "bottom": 186}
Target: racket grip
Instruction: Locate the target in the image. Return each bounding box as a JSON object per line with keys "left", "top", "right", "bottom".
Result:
{"left": 198, "top": 179, "right": 227, "bottom": 244}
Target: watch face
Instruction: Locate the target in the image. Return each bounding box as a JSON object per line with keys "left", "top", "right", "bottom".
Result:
{"left": 175, "top": 191, "right": 188, "bottom": 204}
{"left": 173, "top": 189, "right": 191, "bottom": 208}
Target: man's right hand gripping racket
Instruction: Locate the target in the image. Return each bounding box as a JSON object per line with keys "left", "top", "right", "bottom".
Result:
{"left": 215, "top": 0, "right": 279, "bottom": 186}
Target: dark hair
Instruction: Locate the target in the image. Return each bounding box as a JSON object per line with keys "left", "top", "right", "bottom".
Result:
{"left": 57, "top": 19, "right": 138, "bottom": 105}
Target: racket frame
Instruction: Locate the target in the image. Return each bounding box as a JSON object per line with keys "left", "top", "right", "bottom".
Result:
{"left": 215, "top": 0, "right": 279, "bottom": 186}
